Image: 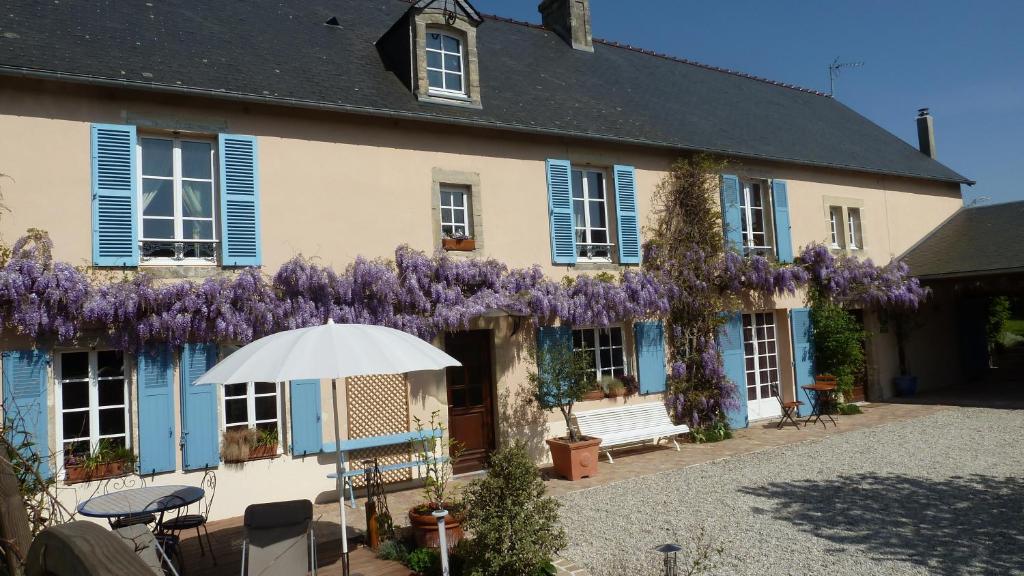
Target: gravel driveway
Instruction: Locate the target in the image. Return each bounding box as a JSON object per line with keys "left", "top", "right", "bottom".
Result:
{"left": 558, "top": 407, "right": 1024, "bottom": 576}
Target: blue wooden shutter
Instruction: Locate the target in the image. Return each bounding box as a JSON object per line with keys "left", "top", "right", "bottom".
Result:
{"left": 720, "top": 174, "right": 743, "bottom": 252}
{"left": 2, "top": 350, "right": 50, "bottom": 478}
{"left": 789, "top": 308, "right": 815, "bottom": 416}
{"left": 772, "top": 180, "right": 794, "bottom": 263}
{"left": 613, "top": 165, "right": 641, "bottom": 264}
{"left": 218, "top": 134, "right": 261, "bottom": 267}
{"left": 535, "top": 326, "right": 573, "bottom": 405}
{"left": 634, "top": 321, "right": 666, "bottom": 394}
{"left": 91, "top": 124, "right": 139, "bottom": 266}
{"left": 717, "top": 313, "right": 748, "bottom": 429}
{"left": 137, "top": 346, "right": 176, "bottom": 474}
{"left": 179, "top": 344, "right": 220, "bottom": 470}
{"left": 289, "top": 379, "right": 322, "bottom": 456}
{"left": 546, "top": 159, "right": 577, "bottom": 265}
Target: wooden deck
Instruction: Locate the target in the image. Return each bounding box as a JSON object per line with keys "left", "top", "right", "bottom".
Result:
{"left": 179, "top": 515, "right": 409, "bottom": 576}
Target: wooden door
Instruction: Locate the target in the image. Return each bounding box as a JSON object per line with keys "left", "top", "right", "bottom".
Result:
{"left": 444, "top": 330, "right": 495, "bottom": 474}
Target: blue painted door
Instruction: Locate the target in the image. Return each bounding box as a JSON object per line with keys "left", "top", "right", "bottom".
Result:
{"left": 790, "top": 308, "right": 815, "bottom": 416}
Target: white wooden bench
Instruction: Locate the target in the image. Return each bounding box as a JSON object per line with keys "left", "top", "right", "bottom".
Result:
{"left": 573, "top": 403, "right": 690, "bottom": 463}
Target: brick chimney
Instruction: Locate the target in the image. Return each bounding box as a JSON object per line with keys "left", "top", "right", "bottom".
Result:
{"left": 917, "top": 108, "right": 937, "bottom": 159}
{"left": 538, "top": 0, "right": 593, "bottom": 52}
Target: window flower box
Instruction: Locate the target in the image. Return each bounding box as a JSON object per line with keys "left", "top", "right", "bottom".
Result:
{"left": 64, "top": 460, "right": 132, "bottom": 485}
{"left": 222, "top": 428, "right": 280, "bottom": 463}
{"left": 442, "top": 237, "right": 476, "bottom": 252}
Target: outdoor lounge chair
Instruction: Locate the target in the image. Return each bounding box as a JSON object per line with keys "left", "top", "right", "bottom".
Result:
{"left": 241, "top": 499, "right": 317, "bottom": 576}
{"left": 113, "top": 523, "right": 181, "bottom": 576}
{"left": 771, "top": 382, "right": 802, "bottom": 429}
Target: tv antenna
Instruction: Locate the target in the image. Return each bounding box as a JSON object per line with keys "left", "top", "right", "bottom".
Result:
{"left": 828, "top": 57, "right": 864, "bottom": 97}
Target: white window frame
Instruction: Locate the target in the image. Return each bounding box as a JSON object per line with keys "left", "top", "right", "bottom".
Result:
{"left": 847, "top": 208, "right": 862, "bottom": 250}
{"left": 54, "top": 350, "right": 131, "bottom": 470}
{"left": 828, "top": 206, "right": 844, "bottom": 249}
{"left": 740, "top": 179, "right": 775, "bottom": 258}
{"left": 425, "top": 29, "right": 466, "bottom": 97}
{"left": 222, "top": 381, "right": 283, "bottom": 453}
{"left": 439, "top": 185, "right": 471, "bottom": 238}
{"left": 572, "top": 326, "right": 628, "bottom": 380}
{"left": 137, "top": 136, "right": 218, "bottom": 265}
{"left": 572, "top": 167, "right": 614, "bottom": 262}
{"left": 742, "top": 312, "right": 780, "bottom": 403}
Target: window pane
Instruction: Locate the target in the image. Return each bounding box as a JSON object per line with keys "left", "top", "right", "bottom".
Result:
{"left": 427, "top": 51, "right": 442, "bottom": 69}
{"left": 61, "top": 352, "right": 89, "bottom": 381}
{"left": 574, "top": 200, "right": 586, "bottom": 227}
{"left": 141, "top": 138, "right": 173, "bottom": 177}
{"left": 428, "top": 70, "right": 443, "bottom": 89}
{"left": 572, "top": 170, "right": 584, "bottom": 200}
{"left": 225, "top": 398, "right": 247, "bottom": 425}
{"left": 444, "top": 73, "right": 462, "bottom": 93}
{"left": 97, "top": 351, "right": 123, "bottom": 377}
{"left": 182, "top": 181, "right": 213, "bottom": 218}
{"left": 254, "top": 396, "right": 277, "bottom": 421}
{"left": 427, "top": 33, "right": 442, "bottom": 50}
{"left": 587, "top": 172, "right": 604, "bottom": 200}
{"left": 142, "top": 179, "right": 174, "bottom": 217}
{"left": 442, "top": 35, "right": 460, "bottom": 53}
{"left": 611, "top": 347, "right": 624, "bottom": 368}
{"left": 599, "top": 348, "right": 611, "bottom": 369}
{"left": 598, "top": 330, "right": 611, "bottom": 348}
{"left": 444, "top": 53, "right": 462, "bottom": 73}
{"left": 64, "top": 440, "right": 89, "bottom": 460}
{"left": 181, "top": 141, "right": 213, "bottom": 179}
{"left": 441, "top": 190, "right": 452, "bottom": 206}
{"left": 98, "top": 408, "right": 126, "bottom": 435}
{"left": 589, "top": 201, "right": 606, "bottom": 228}
{"left": 611, "top": 328, "right": 623, "bottom": 346}
{"left": 183, "top": 220, "right": 214, "bottom": 240}
{"left": 590, "top": 229, "right": 607, "bottom": 244}
{"left": 225, "top": 383, "right": 247, "bottom": 398}
{"left": 452, "top": 192, "right": 464, "bottom": 208}
{"left": 98, "top": 380, "right": 124, "bottom": 407}
{"left": 143, "top": 219, "right": 174, "bottom": 240}
{"left": 63, "top": 412, "right": 89, "bottom": 441}
{"left": 61, "top": 381, "right": 89, "bottom": 410}
{"left": 254, "top": 382, "right": 276, "bottom": 395}
{"left": 747, "top": 386, "right": 757, "bottom": 401}
{"left": 453, "top": 210, "right": 465, "bottom": 224}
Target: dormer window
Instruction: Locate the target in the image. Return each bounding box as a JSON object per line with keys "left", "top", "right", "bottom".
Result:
{"left": 426, "top": 31, "right": 465, "bottom": 96}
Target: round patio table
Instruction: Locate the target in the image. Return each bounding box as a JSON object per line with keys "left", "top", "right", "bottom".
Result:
{"left": 78, "top": 484, "right": 204, "bottom": 530}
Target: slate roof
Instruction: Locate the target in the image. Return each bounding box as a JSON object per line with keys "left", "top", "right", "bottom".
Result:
{"left": 903, "top": 201, "right": 1024, "bottom": 279}
{"left": 0, "top": 0, "right": 970, "bottom": 184}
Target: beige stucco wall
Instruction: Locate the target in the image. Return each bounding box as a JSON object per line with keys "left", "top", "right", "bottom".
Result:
{"left": 0, "top": 78, "right": 964, "bottom": 510}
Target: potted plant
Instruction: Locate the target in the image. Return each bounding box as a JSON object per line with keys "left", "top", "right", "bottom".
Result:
{"left": 441, "top": 231, "right": 475, "bottom": 252}
{"left": 408, "top": 411, "right": 465, "bottom": 550}
{"left": 250, "top": 427, "right": 279, "bottom": 459}
{"left": 65, "top": 441, "right": 136, "bottom": 484}
{"left": 582, "top": 379, "right": 604, "bottom": 401}
{"left": 617, "top": 374, "right": 639, "bottom": 397}
{"left": 221, "top": 428, "right": 257, "bottom": 463}
{"left": 531, "top": 334, "right": 602, "bottom": 481}
{"left": 601, "top": 375, "right": 626, "bottom": 399}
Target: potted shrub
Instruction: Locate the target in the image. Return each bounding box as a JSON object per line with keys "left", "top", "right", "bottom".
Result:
{"left": 601, "top": 376, "right": 627, "bottom": 399}
{"left": 408, "top": 411, "right": 465, "bottom": 550}
{"left": 221, "top": 428, "right": 258, "bottom": 463}
{"left": 582, "top": 379, "right": 604, "bottom": 401}
{"left": 65, "top": 441, "right": 136, "bottom": 484}
{"left": 891, "top": 311, "right": 918, "bottom": 397}
{"left": 441, "top": 231, "right": 475, "bottom": 252}
{"left": 617, "top": 374, "right": 639, "bottom": 397}
{"left": 249, "top": 427, "right": 279, "bottom": 459}
{"left": 530, "top": 334, "right": 602, "bottom": 481}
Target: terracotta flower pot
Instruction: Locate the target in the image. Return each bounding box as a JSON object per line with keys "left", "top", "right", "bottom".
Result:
{"left": 407, "top": 505, "right": 464, "bottom": 550}
{"left": 248, "top": 443, "right": 279, "bottom": 460}
{"left": 604, "top": 388, "right": 627, "bottom": 399}
{"left": 64, "top": 460, "right": 130, "bottom": 484}
{"left": 441, "top": 238, "right": 476, "bottom": 252}
{"left": 546, "top": 436, "right": 602, "bottom": 481}
{"left": 582, "top": 389, "right": 605, "bottom": 401}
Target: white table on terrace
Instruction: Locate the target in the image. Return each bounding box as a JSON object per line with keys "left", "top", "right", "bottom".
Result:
{"left": 78, "top": 484, "right": 204, "bottom": 529}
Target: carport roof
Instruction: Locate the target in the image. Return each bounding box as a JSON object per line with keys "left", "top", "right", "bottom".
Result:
{"left": 903, "top": 201, "right": 1024, "bottom": 279}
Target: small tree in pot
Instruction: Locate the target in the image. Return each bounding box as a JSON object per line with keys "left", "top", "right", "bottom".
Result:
{"left": 530, "top": 328, "right": 601, "bottom": 480}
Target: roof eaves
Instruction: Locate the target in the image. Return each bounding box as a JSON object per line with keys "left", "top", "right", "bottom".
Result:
{"left": 0, "top": 64, "right": 973, "bottom": 185}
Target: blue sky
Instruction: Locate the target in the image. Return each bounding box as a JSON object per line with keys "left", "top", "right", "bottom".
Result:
{"left": 470, "top": 1, "right": 1024, "bottom": 205}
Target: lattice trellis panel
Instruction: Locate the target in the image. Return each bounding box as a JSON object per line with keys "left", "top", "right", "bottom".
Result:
{"left": 346, "top": 374, "right": 412, "bottom": 487}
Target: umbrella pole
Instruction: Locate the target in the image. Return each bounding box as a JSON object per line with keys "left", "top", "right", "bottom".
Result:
{"left": 332, "top": 378, "right": 349, "bottom": 576}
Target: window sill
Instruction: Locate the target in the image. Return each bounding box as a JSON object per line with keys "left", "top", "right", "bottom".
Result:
{"left": 139, "top": 266, "right": 225, "bottom": 280}
{"left": 417, "top": 92, "right": 482, "bottom": 109}
{"left": 63, "top": 461, "right": 133, "bottom": 485}
{"left": 223, "top": 444, "right": 281, "bottom": 464}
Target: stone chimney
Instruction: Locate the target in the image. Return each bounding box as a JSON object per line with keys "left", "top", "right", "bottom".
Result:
{"left": 538, "top": 0, "right": 593, "bottom": 52}
{"left": 916, "top": 108, "right": 936, "bottom": 159}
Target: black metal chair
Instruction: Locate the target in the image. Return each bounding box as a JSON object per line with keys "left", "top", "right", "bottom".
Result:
{"left": 771, "top": 382, "right": 802, "bottom": 429}
{"left": 160, "top": 470, "right": 217, "bottom": 564}
{"left": 103, "top": 472, "right": 158, "bottom": 530}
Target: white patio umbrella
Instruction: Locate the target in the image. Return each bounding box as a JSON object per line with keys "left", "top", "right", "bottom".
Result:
{"left": 194, "top": 319, "right": 460, "bottom": 575}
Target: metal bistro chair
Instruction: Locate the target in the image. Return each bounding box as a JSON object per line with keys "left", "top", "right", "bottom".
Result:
{"left": 160, "top": 470, "right": 217, "bottom": 564}
{"left": 241, "top": 499, "right": 317, "bottom": 576}
{"left": 103, "top": 471, "right": 158, "bottom": 530}
{"left": 771, "top": 382, "right": 803, "bottom": 429}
